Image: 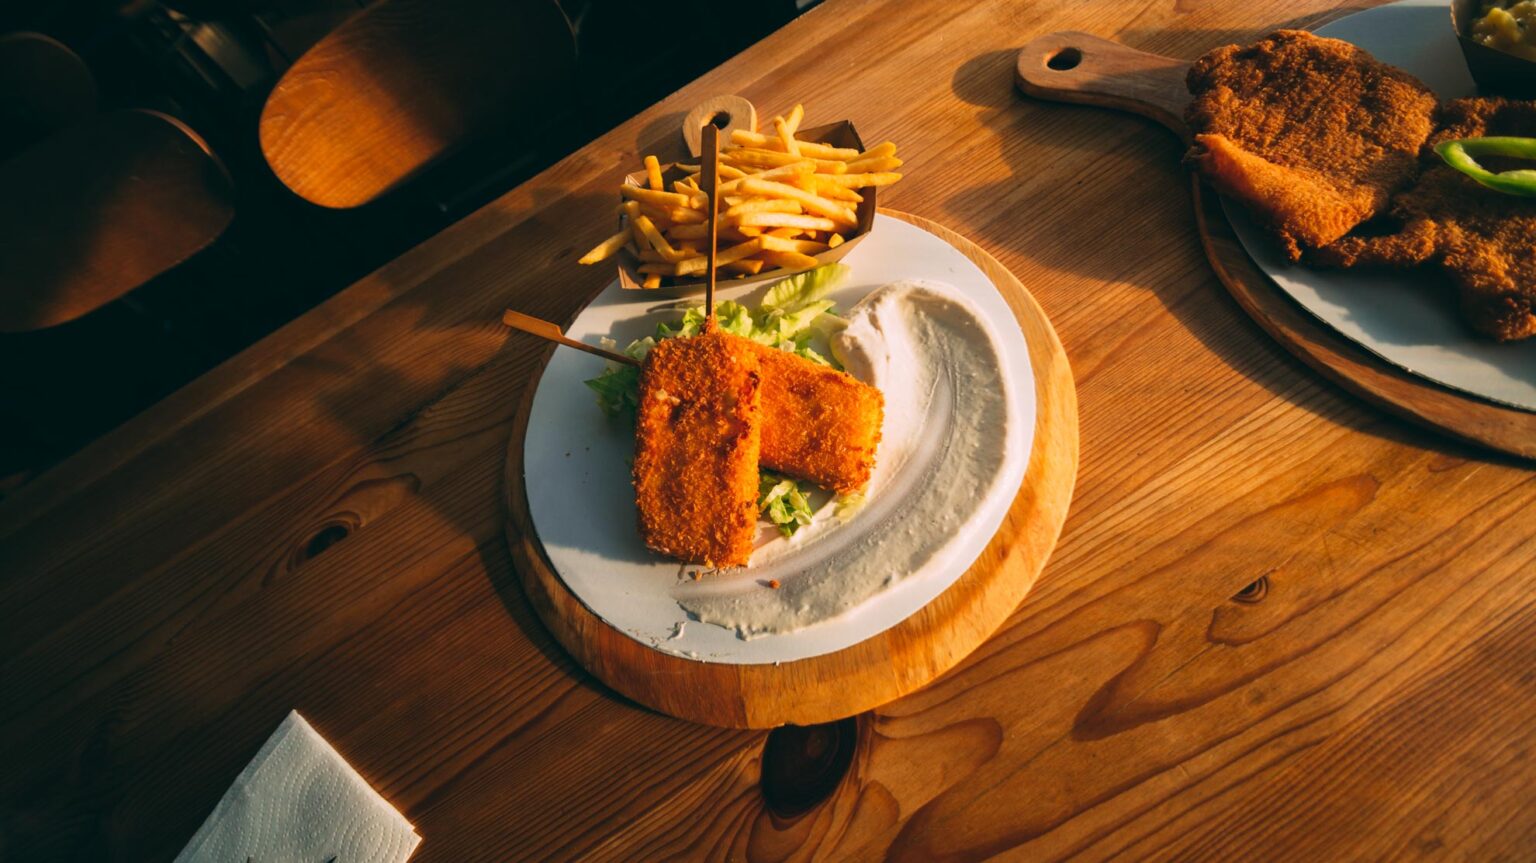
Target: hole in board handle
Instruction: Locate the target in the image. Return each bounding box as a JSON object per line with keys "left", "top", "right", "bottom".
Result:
{"left": 709, "top": 110, "right": 732, "bottom": 129}
{"left": 1047, "top": 47, "right": 1083, "bottom": 71}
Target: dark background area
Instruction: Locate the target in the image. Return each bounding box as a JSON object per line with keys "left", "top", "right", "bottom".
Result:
{"left": 0, "top": 0, "right": 809, "bottom": 493}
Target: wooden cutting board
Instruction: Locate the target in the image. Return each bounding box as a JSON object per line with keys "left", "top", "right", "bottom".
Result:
{"left": 503, "top": 210, "right": 1078, "bottom": 729}
{"left": 1016, "top": 31, "right": 1536, "bottom": 460}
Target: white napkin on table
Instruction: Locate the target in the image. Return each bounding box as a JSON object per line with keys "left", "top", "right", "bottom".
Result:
{"left": 176, "top": 710, "right": 421, "bottom": 863}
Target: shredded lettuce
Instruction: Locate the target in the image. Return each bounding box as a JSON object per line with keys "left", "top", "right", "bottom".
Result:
{"left": 834, "top": 492, "right": 866, "bottom": 523}
{"left": 583, "top": 336, "right": 653, "bottom": 418}
{"left": 583, "top": 263, "right": 852, "bottom": 417}
{"left": 759, "top": 472, "right": 815, "bottom": 537}
{"left": 762, "top": 262, "right": 849, "bottom": 313}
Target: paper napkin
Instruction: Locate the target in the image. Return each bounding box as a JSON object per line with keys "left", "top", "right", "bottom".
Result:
{"left": 176, "top": 710, "right": 420, "bottom": 863}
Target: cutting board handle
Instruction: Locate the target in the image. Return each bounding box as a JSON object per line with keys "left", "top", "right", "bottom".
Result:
{"left": 1015, "top": 32, "right": 1191, "bottom": 138}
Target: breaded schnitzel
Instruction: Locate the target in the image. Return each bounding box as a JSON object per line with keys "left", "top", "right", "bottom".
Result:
{"left": 1185, "top": 30, "right": 1439, "bottom": 260}
{"left": 633, "top": 322, "right": 762, "bottom": 567}
{"left": 751, "top": 342, "right": 883, "bottom": 495}
{"left": 1314, "top": 98, "right": 1536, "bottom": 341}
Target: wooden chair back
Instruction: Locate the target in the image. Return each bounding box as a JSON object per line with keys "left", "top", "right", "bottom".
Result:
{"left": 259, "top": 0, "right": 577, "bottom": 209}
{"left": 0, "top": 32, "right": 96, "bottom": 160}
{"left": 0, "top": 110, "right": 235, "bottom": 332}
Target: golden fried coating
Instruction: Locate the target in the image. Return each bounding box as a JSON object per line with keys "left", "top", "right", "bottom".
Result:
{"left": 633, "top": 325, "right": 762, "bottom": 567}
{"left": 750, "top": 342, "right": 883, "bottom": 495}
{"left": 1314, "top": 98, "right": 1536, "bottom": 341}
{"left": 1185, "top": 30, "right": 1438, "bottom": 260}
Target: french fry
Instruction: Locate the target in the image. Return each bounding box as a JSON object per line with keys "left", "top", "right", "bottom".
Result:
{"left": 578, "top": 229, "right": 630, "bottom": 264}
{"left": 721, "top": 148, "right": 848, "bottom": 174}
{"left": 823, "top": 171, "right": 902, "bottom": 189}
{"left": 716, "top": 160, "right": 816, "bottom": 195}
{"left": 633, "top": 214, "right": 688, "bottom": 262}
{"left": 759, "top": 234, "right": 830, "bottom": 255}
{"left": 845, "top": 156, "right": 903, "bottom": 173}
{"left": 666, "top": 222, "right": 709, "bottom": 240}
{"left": 666, "top": 207, "right": 708, "bottom": 224}
{"left": 728, "top": 129, "right": 859, "bottom": 160}
{"left": 623, "top": 200, "right": 645, "bottom": 250}
{"left": 791, "top": 174, "right": 863, "bottom": 203}
{"left": 773, "top": 116, "right": 799, "bottom": 156}
{"left": 621, "top": 185, "right": 702, "bottom": 210}
{"left": 725, "top": 198, "right": 802, "bottom": 218}
{"left": 853, "top": 141, "right": 897, "bottom": 161}
{"left": 667, "top": 223, "right": 750, "bottom": 243}
{"left": 731, "top": 212, "right": 840, "bottom": 231}
{"left": 600, "top": 103, "right": 904, "bottom": 286}
{"left": 737, "top": 177, "right": 858, "bottom": 226}
{"left": 784, "top": 103, "right": 804, "bottom": 135}
{"left": 757, "top": 249, "right": 821, "bottom": 270}
{"left": 724, "top": 258, "right": 767, "bottom": 275}
{"left": 673, "top": 238, "right": 765, "bottom": 275}
{"left": 639, "top": 204, "right": 706, "bottom": 225}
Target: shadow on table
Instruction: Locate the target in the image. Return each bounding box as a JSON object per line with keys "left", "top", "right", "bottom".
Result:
{"left": 305, "top": 182, "right": 659, "bottom": 703}
{"left": 941, "top": 18, "right": 1499, "bottom": 460}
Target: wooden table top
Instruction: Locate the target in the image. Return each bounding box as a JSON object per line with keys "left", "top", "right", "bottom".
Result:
{"left": 4, "top": 0, "right": 1534, "bottom": 859}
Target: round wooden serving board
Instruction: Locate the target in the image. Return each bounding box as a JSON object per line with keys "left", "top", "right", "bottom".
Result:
{"left": 503, "top": 210, "right": 1079, "bottom": 729}
{"left": 1016, "top": 31, "right": 1536, "bottom": 460}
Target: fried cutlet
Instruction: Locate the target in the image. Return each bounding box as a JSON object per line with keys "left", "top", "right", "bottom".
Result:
{"left": 750, "top": 342, "right": 883, "bottom": 495}
{"left": 633, "top": 322, "right": 762, "bottom": 567}
{"left": 1313, "top": 98, "right": 1536, "bottom": 341}
{"left": 1185, "top": 30, "right": 1439, "bottom": 260}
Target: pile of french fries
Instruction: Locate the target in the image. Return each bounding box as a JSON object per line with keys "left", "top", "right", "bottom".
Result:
{"left": 578, "top": 103, "right": 903, "bottom": 287}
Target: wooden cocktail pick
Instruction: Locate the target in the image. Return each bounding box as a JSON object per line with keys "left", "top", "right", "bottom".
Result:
{"left": 701, "top": 122, "right": 721, "bottom": 321}
{"left": 501, "top": 309, "right": 639, "bottom": 367}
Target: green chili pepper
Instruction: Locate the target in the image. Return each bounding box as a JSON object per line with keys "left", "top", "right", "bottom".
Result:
{"left": 1434, "top": 136, "right": 1536, "bottom": 197}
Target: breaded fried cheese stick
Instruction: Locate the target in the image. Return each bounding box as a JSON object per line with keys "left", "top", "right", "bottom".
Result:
{"left": 748, "top": 342, "right": 883, "bottom": 494}
{"left": 633, "top": 324, "right": 763, "bottom": 567}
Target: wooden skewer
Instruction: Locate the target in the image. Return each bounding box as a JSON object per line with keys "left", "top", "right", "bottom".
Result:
{"left": 502, "top": 309, "right": 639, "bottom": 367}
{"left": 702, "top": 122, "right": 721, "bottom": 320}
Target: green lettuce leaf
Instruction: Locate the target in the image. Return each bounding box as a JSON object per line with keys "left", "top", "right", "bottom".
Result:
{"left": 583, "top": 336, "right": 653, "bottom": 418}
{"left": 584, "top": 364, "right": 640, "bottom": 417}
{"left": 759, "top": 472, "right": 815, "bottom": 537}
{"left": 762, "top": 263, "right": 850, "bottom": 314}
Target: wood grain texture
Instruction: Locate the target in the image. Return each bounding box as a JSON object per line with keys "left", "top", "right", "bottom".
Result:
{"left": 504, "top": 210, "right": 1079, "bottom": 728}
{"left": 258, "top": 0, "right": 576, "bottom": 208}
{"left": 1016, "top": 29, "right": 1536, "bottom": 460}
{"left": 1016, "top": 31, "right": 1190, "bottom": 136}
{"left": 0, "top": 109, "right": 233, "bottom": 332}
{"left": 3, "top": 0, "right": 1536, "bottom": 860}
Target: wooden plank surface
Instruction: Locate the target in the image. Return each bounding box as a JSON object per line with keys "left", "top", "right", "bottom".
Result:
{"left": 2, "top": 0, "right": 1534, "bottom": 859}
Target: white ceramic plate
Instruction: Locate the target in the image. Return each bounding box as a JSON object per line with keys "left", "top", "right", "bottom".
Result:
{"left": 521, "top": 214, "right": 1035, "bottom": 665}
{"left": 1221, "top": 0, "right": 1536, "bottom": 410}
